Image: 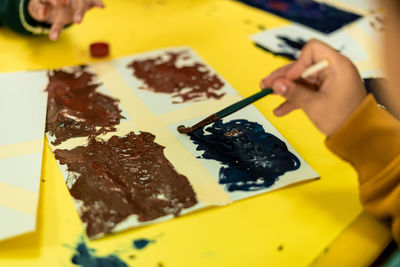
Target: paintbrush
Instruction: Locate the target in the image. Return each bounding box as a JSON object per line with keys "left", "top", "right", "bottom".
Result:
{"left": 177, "top": 59, "right": 329, "bottom": 134}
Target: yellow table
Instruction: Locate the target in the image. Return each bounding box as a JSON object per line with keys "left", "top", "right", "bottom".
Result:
{"left": 0, "top": 0, "right": 392, "bottom": 266}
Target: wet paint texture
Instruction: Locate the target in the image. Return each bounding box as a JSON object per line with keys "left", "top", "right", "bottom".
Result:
{"left": 54, "top": 132, "right": 198, "bottom": 238}
{"left": 237, "top": 0, "right": 361, "bottom": 34}
{"left": 72, "top": 242, "right": 128, "bottom": 267}
{"left": 277, "top": 35, "right": 306, "bottom": 50}
{"left": 190, "top": 119, "right": 300, "bottom": 192}
{"left": 256, "top": 35, "right": 306, "bottom": 60}
{"left": 127, "top": 50, "right": 225, "bottom": 103}
{"left": 45, "top": 66, "right": 123, "bottom": 145}
{"left": 133, "top": 238, "right": 154, "bottom": 250}
{"left": 275, "top": 35, "right": 306, "bottom": 60}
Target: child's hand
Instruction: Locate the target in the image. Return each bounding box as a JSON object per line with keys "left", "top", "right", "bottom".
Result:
{"left": 28, "top": 0, "right": 104, "bottom": 41}
{"left": 260, "top": 39, "right": 367, "bottom": 136}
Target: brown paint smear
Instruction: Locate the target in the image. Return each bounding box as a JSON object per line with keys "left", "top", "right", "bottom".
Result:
{"left": 45, "top": 66, "right": 123, "bottom": 145}
{"left": 54, "top": 132, "right": 198, "bottom": 238}
{"left": 177, "top": 114, "right": 218, "bottom": 134}
{"left": 127, "top": 50, "right": 226, "bottom": 103}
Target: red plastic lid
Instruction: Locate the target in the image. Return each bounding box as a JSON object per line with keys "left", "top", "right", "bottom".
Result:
{"left": 90, "top": 42, "right": 109, "bottom": 58}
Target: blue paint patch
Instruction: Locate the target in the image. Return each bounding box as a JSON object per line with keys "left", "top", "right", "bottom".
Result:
{"left": 189, "top": 119, "right": 301, "bottom": 192}
{"left": 275, "top": 35, "right": 306, "bottom": 60}
{"left": 278, "top": 35, "right": 306, "bottom": 51}
{"left": 71, "top": 242, "right": 128, "bottom": 267}
{"left": 255, "top": 35, "right": 306, "bottom": 60}
{"left": 133, "top": 238, "right": 154, "bottom": 250}
{"left": 236, "top": 0, "right": 361, "bottom": 34}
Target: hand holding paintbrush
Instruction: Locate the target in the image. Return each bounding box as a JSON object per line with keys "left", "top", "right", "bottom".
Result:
{"left": 261, "top": 40, "right": 367, "bottom": 135}
{"left": 178, "top": 59, "right": 329, "bottom": 134}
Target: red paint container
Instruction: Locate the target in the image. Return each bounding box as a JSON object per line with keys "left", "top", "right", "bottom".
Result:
{"left": 90, "top": 42, "right": 109, "bottom": 58}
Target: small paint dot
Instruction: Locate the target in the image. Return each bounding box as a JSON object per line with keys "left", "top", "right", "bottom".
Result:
{"left": 324, "top": 247, "right": 329, "bottom": 253}
{"left": 128, "top": 254, "right": 136, "bottom": 259}
{"left": 133, "top": 238, "right": 154, "bottom": 250}
{"left": 158, "top": 262, "right": 164, "bottom": 267}
{"left": 277, "top": 245, "right": 284, "bottom": 251}
{"left": 258, "top": 25, "right": 266, "bottom": 30}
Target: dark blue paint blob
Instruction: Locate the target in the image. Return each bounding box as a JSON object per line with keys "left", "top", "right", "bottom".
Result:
{"left": 255, "top": 44, "right": 295, "bottom": 61}
{"left": 189, "top": 119, "right": 301, "bottom": 192}
{"left": 71, "top": 242, "right": 128, "bottom": 267}
{"left": 277, "top": 35, "right": 306, "bottom": 51}
{"left": 255, "top": 35, "right": 306, "bottom": 60}
{"left": 133, "top": 238, "right": 154, "bottom": 250}
{"left": 236, "top": 0, "right": 361, "bottom": 34}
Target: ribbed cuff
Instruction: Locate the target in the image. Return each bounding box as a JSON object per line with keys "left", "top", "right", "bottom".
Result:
{"left": 19, "top": 0, "right": 50, "bottom": 35}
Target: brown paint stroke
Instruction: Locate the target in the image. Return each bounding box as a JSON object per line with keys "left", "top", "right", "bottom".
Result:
{"left": 177, "top": 114, "right": 218, "bottom": 134}
{"left": 45, "top": 66, "right": 123, "bottom": 145}
{"left": 54, "top": 132, "right": 198, "bottom": 238}
{"left": 127, "top": 50, "right": 226, "bottom": 103}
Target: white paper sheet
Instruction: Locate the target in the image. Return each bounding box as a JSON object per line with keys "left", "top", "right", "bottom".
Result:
{"left": 0, "top": 71, "right": 48, "bottom": 241}
{"left": 168, "top": 105, "right": 319, "bottom": 201}
{"left": 0, "top": 71, "right": 48, "bottom": 146}
{"left": 251, "top": 23, "right": 369, "bottom": 62}
{"left": 113, "top": 47, "right": 237, "bottom": 115}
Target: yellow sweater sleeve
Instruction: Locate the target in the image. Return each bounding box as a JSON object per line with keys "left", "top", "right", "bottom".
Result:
{"left": 326, "top": 94, "right": 400, "bottom": 244}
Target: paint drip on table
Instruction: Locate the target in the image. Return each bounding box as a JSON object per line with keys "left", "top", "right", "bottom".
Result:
{"left": 70, "top": 237, "right": 158, "bottom": 266}
{"left": 54, "top": 132, "right": 198, "bottom": 238}
{"left": 71, "top": 241, "right": 128, "bottom": 267}
{"left": 133, "top": 238, "right": 155, "bottom": 250}
{"left": 127, "top": 50, "right": 226, "bottom": 104}
{"left": 190, "top": 119, "right": 301, "bottom": 192}
{"left": 45, "top": 66, "right": 123, "bottom": 145}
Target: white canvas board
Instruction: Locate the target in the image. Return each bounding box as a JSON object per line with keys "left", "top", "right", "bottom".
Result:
{"left": 0, "top": 152, "right": 42, "bottom": 193}
{"left": 0, "top": 70, "right": 47, "bottom": 241}
{"left": 251, "top": 23, "right": 369, "bottom": 62}
{"left": 167, "top": 104, "right": 319, "bottom": 201}
{"left": 0, "top": 71, "right": 48, "bottom": 146}
{"left": 52, "top": 134, "right": 208, "bottom": 240}
{"left": 0, "top": 206, "right": 36, "bottom": 241}
{"left": 112, "top": 47, "right": 237, "bottom": 115}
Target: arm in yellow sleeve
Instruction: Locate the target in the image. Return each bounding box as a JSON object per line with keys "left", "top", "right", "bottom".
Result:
{"left": 326, "top": 94, "right": 400, "bottom": 244}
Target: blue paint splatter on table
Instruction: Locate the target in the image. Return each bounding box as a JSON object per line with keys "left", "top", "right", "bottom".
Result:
{"left": 189, "top": 119, "right": 301, "bottom": 192}
{"left": 133, "top": 238, "right": 155, "bottom": 250}
{"left": 71, "top": 242, "right": 128, "bottom": 267}
{"left": 236, "top": 0, "right": 361, "bottom": 34}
